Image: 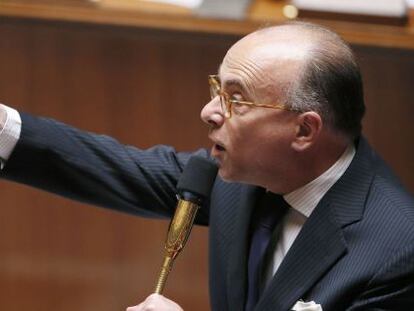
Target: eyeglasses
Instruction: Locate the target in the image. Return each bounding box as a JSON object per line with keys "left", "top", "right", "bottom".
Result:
{"left": 208, "top": 74, "right": 297, "bottom": 118}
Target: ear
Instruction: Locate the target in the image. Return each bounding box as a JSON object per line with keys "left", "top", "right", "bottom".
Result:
{"left": 291, "top": 112, "right": 323, "bottom": 152}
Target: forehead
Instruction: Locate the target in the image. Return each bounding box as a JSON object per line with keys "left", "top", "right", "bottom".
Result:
{"left": 218, "top": 37, "right": 308, "bottom": 96}
{"left": 230, "top": 29, "right": 309, "bottom": 60}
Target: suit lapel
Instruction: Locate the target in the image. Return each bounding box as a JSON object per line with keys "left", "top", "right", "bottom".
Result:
{"left": 255, "top": 199, "right": 346, "bottom": 310}
{"left": 256, "top": 137, "right": 375, "bottom": 311}
{"left": 223, "top": 137, "right": 375, "bottom": 311}
{"left": 226, "top": 185, "right": 264, "bottom": 311}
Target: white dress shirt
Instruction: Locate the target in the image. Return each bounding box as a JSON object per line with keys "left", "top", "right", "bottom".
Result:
{"left": 0, "top": 104, "right": 21, "bottom": 169}
{"left": 263, "top": 144, "right": 356, "bottom": 288}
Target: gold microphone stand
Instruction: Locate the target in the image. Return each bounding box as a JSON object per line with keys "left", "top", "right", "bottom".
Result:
{"left": 154, "top": 199, "right": 199, "bottom": 294}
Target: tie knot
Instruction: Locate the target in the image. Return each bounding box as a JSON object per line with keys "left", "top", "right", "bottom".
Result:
{"left": 252, "top": 192, "right": 289, "bottom": 230}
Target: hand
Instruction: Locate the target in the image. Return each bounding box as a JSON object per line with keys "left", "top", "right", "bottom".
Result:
{"left": 126, "top": 293, "right": 184, "bottom": 311}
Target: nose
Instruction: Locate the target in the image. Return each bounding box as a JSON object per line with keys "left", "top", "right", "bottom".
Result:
{"left": 200, "top": 97, "right": 225, "bottom": 128}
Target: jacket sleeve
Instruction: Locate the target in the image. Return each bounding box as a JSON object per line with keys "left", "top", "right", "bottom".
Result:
{"left": 0, "top": 112, "right": 211, "bottom": 225}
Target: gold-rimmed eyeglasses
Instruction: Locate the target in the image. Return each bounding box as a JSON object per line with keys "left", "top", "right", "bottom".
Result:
{"left": 208, "top": 74, "right": 297, "bottom": 118}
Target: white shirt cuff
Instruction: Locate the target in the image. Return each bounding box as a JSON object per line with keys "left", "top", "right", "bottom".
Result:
{"left": 0, "top": 104, "right": 22, "bottom": 168}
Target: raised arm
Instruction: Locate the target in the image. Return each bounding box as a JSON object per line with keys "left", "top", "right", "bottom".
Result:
{"left": 0, "top": 108, "right": 210, "bottom": 224}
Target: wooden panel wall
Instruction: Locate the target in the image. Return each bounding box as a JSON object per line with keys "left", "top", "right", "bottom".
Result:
{"left": 0, "top": 18, "right": 235, "bottom": 311}
{"left": 356, "top": 46, "right": 414, "bottom": 190}
{"left": 0, "top": 17, "right": 413, "bottom": 311}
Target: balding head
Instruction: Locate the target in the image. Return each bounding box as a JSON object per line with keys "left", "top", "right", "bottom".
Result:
{"left": 223, "top": 22, "right": 365, "bottom": 139}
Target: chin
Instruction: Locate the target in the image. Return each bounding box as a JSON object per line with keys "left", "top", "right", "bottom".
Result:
{"left": 218, "top": 170, "right": 231, "bottom": 182}
{"left": 218, "top": 167, "right": 248, "bottom": 184}
{"left": 218, "top": 168, "right": 237, "bottom": 182}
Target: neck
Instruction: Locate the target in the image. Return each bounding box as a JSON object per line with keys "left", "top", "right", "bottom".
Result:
{"left": 268, "top": 131, "right": 351, "bottom": 194}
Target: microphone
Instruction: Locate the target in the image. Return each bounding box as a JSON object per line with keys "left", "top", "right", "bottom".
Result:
{"left": 154, "top": 155, "right": 218, "bottom": 294}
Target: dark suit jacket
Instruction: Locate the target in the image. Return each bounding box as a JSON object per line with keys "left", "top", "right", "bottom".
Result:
{"left": 2, "top": 113, "right": 414, "bottom": 311}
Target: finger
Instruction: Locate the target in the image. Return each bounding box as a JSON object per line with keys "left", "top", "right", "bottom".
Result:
{"left": 126, "top": 301, "right": 144, "bottom": 311}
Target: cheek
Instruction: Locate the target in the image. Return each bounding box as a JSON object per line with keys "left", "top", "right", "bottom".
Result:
{"left": 245, "top": 123, "right": 294, "bottom": 165}
{"left": 225, "top": 125, "right": 253, "bottom": 160}
{"left": 219, "top": 134, "right": 251, "bottom": 180}
{"left": 227, "top": 128, "right": 263, "bottom": 176}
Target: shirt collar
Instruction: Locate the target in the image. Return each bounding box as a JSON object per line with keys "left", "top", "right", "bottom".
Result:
{"left": 283, "top": 144, "right": 356, "bottom": 218}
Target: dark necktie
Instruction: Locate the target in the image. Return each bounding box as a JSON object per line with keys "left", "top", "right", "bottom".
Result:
{"left": 245, "top": 192, "right": 289, "bottom": 311}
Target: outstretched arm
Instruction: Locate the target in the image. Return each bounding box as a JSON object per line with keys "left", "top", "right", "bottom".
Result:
{"left": 1, "top": 108, "right": 210, "bottom": 224}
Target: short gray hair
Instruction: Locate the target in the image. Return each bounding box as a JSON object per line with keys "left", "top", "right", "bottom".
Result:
{"left": 283, "top": 22, "right": 365, "bottom": 139}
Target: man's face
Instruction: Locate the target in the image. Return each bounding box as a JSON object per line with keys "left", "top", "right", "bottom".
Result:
{"left": 201, "top": 33, "right": 304, "bottom": 190}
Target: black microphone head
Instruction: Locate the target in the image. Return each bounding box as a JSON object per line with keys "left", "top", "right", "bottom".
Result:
{"left": 177, "top": 155, "right": 218, "bottom": 201}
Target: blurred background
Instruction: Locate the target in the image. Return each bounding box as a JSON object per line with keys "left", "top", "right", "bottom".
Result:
{"left": 0, "top": 0, "right": 413, "bottom": 310}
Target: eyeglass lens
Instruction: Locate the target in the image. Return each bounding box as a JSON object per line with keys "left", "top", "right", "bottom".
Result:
{"left": 209, "top": 76, "right": 232, "bottom": 118}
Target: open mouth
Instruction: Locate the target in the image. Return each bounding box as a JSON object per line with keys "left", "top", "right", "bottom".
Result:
{"left": 214, "top": 144, "right": 226, "bottom": 152}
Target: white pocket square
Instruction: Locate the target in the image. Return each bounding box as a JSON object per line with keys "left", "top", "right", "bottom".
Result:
{"left": 291, "top": 300, "right": 323, "bottom": 311}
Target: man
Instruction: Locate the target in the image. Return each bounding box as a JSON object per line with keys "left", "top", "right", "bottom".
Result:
{"left": 1, "top": 22, "right": 414, "bottom": 311}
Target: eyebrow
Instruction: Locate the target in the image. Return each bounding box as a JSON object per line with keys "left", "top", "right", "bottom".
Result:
{"left": 217, "top": 65, "right": 248, "bottom": 93}
{"left": 217, "top": 63, "right": 248, "bottom": 94}
{"left": 223, "top": 79, "right": 246, "bottom": 93}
